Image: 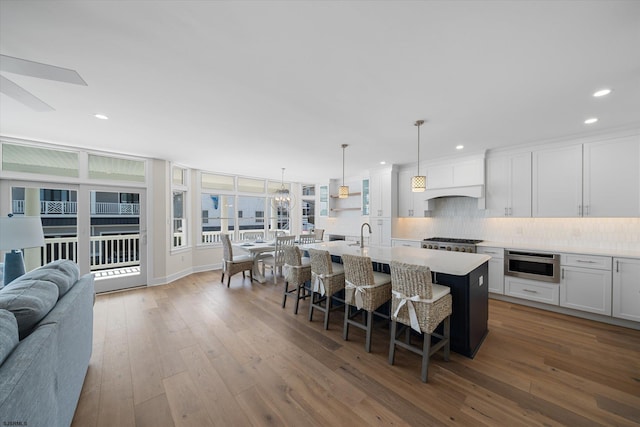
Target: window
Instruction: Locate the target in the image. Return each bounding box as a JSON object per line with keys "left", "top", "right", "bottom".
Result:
{"left": 200, "top": 193, "right": 235, "bottom": 243}
{"left": 2, "top": 143, "right": 79, "bottom": 177}
{"left": 237, "top": 196, "right": 265, "bottom": 239}
{"left": 201, "top": 172, "right": 234, "bottom": 191}
{"left": 238, "top": 177, "right": 264, "bottom": 193}
{"left": 89, "top": 154, "right": 145, "bottom": 182}
{"left": 238, "top": 210, "right": 243, "bottom": 218}
{"left": 172, "top": 165, "right": 189, "bottom": 249}
{"left": 301, "top": 184, "right": 316, "bottom": 232}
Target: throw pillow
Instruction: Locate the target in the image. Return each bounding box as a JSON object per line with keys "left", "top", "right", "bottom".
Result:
{"left": 15, "top": 259, "right": 80, "bottom": 299}
{"left": 0, "top": 279, "right": 59, "bottom": 340}
{"left": 0, "top": 308, "right": 19, "bottom": 364}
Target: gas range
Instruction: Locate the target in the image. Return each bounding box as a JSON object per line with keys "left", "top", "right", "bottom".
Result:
{"left": 421, "top": 237, "right": 483, "bottom": 253}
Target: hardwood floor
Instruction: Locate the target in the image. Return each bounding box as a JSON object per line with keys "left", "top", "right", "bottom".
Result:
{"left": 72, "top": 271, "right": 640, "bottom": 426}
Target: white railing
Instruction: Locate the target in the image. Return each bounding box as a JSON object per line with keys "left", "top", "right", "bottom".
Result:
{"left": 12, "top": 200, "right": 138, "bottom": 216}
{"left": 200, "top": 229, "right": 288, "bottom": 244}
{"left": 41, "top": 234, "right": 140, "bottom": 271}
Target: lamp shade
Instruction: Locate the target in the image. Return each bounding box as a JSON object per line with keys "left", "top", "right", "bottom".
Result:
{"left": 0, "top": 216, "right": 45, "bottom": 251}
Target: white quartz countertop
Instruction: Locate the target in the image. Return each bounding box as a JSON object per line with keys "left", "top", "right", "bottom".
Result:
{"left": 478, "top": 241, "right": 640, "bottom": 259}
{"left": 304, "top": 241, "right": 490, "bottom": 276}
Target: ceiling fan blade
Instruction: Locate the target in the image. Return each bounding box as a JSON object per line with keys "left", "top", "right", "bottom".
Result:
{"left": 0, "top": 75, "right": 54, "bottom": 111}
{"left": 0, "top": 54, "right": 87, "bottom": 86}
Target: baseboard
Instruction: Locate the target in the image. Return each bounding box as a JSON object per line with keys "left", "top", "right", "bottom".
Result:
{"left": 147, "top": 263, "right": 223, "bottom": 287}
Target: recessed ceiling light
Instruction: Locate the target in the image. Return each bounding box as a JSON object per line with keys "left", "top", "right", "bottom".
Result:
{"left": 94, "top": 113, "right": 108, "bottom": 120}
{"left": 456, "top": 145, "right": 464, "bottom": 150}
{"left": 584, "top": 117, "right": 598, "bottom": 124}
{"left": 593, "top": 89, "right": 612, "bottom": 97}
{"left": 380, "top": 161, "right": 386, "bottom": 165}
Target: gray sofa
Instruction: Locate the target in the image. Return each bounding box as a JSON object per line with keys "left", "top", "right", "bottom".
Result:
{"left": 0, "top": 260, "right": 94, "bottom": 427}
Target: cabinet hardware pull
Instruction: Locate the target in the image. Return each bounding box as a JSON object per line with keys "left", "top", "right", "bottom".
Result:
{"left": 561, "top": 268, "right": 564, "bottom": 280}
{"left": 509, "top": 207, "right": 513, "bottom": 216}
{"left": 523, "top": 289, "right": 538, "bottom": 293}
{"left": 616, "top": 260, "right": 619, "bottom": 273}
{"left": 504, "top": 207, "right": 508, "bottom": 216}
{"left": 576, "top": 260, "right": 596, "bottom": 263}
{"left": 578, "top": 205, "right": 582, "bottom": 216}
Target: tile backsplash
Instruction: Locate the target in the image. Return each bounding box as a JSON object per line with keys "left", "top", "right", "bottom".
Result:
{"left": 394, "top": 197, "right": 640, "bottom": 252}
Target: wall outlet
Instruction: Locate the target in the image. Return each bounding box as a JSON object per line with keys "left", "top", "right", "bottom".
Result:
{"left": 479, "top": 275, "right": 484, "bottom": 286}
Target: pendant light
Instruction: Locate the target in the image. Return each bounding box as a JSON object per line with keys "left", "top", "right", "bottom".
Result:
{"left": 411, "top": 120, "right": 426, "bottom": 192}
{"left": 339, "top": 144, "right": 349, "bottom": 198}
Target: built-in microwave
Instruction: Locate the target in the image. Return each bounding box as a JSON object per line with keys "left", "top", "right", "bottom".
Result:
{"left": 504, "top": 250, "right": 560, "bottom": 283}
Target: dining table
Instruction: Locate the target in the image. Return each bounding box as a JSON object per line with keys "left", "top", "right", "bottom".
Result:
{"left": 232, "top": 241, "right": 276, "bottom": 284}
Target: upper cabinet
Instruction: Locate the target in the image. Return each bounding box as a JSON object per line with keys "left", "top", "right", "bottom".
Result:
{"left": 532, "top": 144, "right": 583, "bottom": 217}
{"left": 486, "top": 152, "right": 532, "bottom": 217}
{"left": 532, "top": 135, "right": 640, "bottom": 217}
{"left": 369, "top": 166, "right": 397, "bottom": 218}
{"left": 397, "top": 169, "right": 428, "bottom": 217}
{"left": 583, "top": 136, "right": 640, "bottom": 217}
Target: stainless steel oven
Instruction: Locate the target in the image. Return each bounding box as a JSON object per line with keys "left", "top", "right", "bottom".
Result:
{"left": 504, "top": 250, "right": 560, "bottom": 283}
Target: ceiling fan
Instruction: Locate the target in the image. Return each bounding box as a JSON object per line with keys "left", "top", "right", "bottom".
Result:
{"left": 0, "top": 54, "right": 87, "bottom": 112}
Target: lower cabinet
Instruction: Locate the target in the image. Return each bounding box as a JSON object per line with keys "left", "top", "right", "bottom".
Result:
{"left": 505, "top": 276, "right": 559, "bottom": 305}
{"left": 560, "top": 265, "right": 612, "bottom": 316}
{"left": 613, "top": 257, "right": 640, "bottom": 322}
{"left": 477, "top": 247, "right": 504, "bottom": 294}
{"left": 369, "top": 217, "right": 391, "bottom": 247}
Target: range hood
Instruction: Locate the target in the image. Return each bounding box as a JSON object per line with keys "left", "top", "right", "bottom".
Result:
{"left": 423, "top": 184, "right": 484, "bottom": 200}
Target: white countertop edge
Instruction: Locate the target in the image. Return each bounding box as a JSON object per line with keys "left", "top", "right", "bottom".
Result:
{"left": 477, "top": 241, "right": 640, "bottom": 259}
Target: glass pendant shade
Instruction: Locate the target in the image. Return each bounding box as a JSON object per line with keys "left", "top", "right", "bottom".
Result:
{"left": 411, "top": 175, "right": 426, "bottom": 192}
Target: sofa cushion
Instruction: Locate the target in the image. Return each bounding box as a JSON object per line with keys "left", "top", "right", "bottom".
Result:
{"left": 0, "top": 279, "right": 59, "bottom": 340}
{"left": 0, "top": 309, "right": 19, "bottom": 364}
{"left": 17, "top": 259, "right": 80, "bottom": 299}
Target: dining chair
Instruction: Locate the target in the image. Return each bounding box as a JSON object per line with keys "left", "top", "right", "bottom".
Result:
{"left": 220, "top": 233, "right": 253, "bottom": 287}
{"left": 388, "top": 261, "right": 452, "bottom": 382}
{"left": 261, "top": 235, "right": 296, "bottom": 283}
{"left": 313, "top": 228, "right": 325, "bottom": 241}
{"left": 308, "top": 248, "right": 345, "bottom": 330}
{"left": 282, "top": 245, "right": 312, "bottom": 314}
{"left": 298, "top": 234, "right": 316, "bottom": 245}
{"left": 341, "top": 254, "right": 392, "bottom": 353}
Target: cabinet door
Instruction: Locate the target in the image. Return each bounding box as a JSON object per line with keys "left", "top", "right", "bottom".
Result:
{"left": 485, "top": 155, "right": 509, "bottom": 217}
{"left": 613, "top": 258, "right": 640, "bottom": 322}
{"left": 369, "top": 168, "right": 394, "bottom": 218}
{"left": 397, "top": 169, "right": 414, "bottom": 217}
{"left": 477, "top": 247, "right": 504, "bottom": 294}
{"left": 509, "top": 152, "right": 532, "bottom": 217}
{"left": 533, "top": 144, "right": 582, "bottom": 217}
{"left": 370, "top": 217, "right": 391, "bottom": 247}
{"left": 560, "top": 266, "right": 612, "bottom": 315}
{"left": 583, "top": 136, "right": 640, "bottom": 217}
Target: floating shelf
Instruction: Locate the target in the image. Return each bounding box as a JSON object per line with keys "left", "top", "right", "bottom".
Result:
{"left": 330, "top": 192, "right": 362, "bottom": 198}
{"left": 330, "top": 207, "right": 361, "bottom": 212}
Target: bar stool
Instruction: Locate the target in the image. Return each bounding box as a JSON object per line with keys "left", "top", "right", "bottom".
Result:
{"left": 307, "top": 248, "right": 345, "bottom": 330}
{"left": 388, "top": 261, "right": 452, "bottom": 382}
{"left": 282, "top": 245, "right": 311, "bottom": 314}
{"left": 341, "top": 254, "right": 392, "bottom": 353}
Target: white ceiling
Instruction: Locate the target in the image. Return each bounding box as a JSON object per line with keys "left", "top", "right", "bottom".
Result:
{"left": 1, "top": 0, "right": 639, "bottom": 183}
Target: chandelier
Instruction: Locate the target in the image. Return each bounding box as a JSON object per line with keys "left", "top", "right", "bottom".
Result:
{"left": 274, "top": 167, "right": 292, "bottom": 207}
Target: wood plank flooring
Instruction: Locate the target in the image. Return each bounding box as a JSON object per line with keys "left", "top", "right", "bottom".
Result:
{"left": 72, "top": 270, "right": 640, "bottom": 426}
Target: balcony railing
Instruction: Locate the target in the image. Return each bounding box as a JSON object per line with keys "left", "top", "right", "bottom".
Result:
{"left": 40, "top": 234, "right": 140, "bottom": 271}
{"left": 12, "top": 200, "right": 139, "bottom": 216}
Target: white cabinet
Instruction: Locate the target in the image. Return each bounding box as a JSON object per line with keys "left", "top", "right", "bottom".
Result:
{"left": 560, "top": 254, "right": 612, "bottom": 316}
{"left": 425, "top": 156, "right": 484, "bottom": 189}
{"left": 532, "top": 144, "right": 583, "bottom": 217}
{"left": 613, "top": 257, "right": 640, "bottom": 322}
{"left": 477, "top": 246, "right": 504, "bottom": 294}
{"left": 397, "top": 169, "right": 427, "bottom": 217}
{"left": 485, "top": 152, "right": 532, "bottom": 217}
{"left": 369, "top": 217, "right": 391, "bottom": 247}
{"left": 583, "top": 136, "right": 640, "bottom": 217}
{"left": 369, "top": 166, "right": 396, "bottom": 218}
{"left": 532, "top": 134, "right": 640, "bottom": 218}
{"left": 505, "top": 276, "right": 560, "bottom": 305}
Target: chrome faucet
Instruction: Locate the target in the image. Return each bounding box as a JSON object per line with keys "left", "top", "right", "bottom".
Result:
{"left": 360, "top": 222, "right": 371, "bottom": 248}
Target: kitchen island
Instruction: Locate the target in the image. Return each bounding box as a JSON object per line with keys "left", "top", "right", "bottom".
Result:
{"left": 303, "top": 241, "right": 491, "bottom": 358}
